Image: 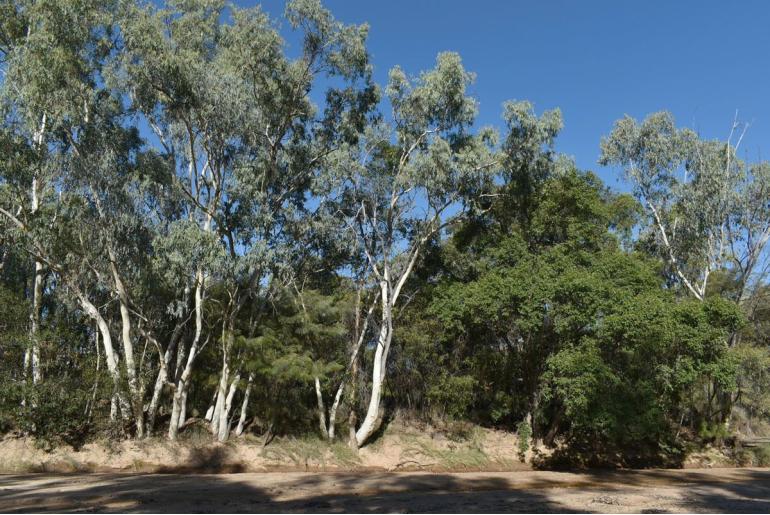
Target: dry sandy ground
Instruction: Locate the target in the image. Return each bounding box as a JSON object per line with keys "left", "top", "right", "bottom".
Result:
{"left": 1, "top": 468, "right": 769, "bottom": 513}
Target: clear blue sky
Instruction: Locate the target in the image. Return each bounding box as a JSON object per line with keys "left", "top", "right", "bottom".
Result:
{"left": 246, "top": 0, "right": 770, "bottom": 191}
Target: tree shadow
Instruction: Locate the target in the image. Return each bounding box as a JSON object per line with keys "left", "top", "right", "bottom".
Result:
{"left": 2, "top": 468, "right": 769, "bottom": 513}
{"left": 155, "top": 446, "right": 246, "bottom": 474}
{"left": 0, "top": 472, "right": 585, "bottom": 513}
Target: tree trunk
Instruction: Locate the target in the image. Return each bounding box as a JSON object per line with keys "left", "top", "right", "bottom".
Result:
{"left": 169, "top": 269, "right": 205, "bottom": 441}
{"left": 77, "top": 291, "right": 129, "bottom": 421}
{"left": 26, "top": 113, "right": 46, "bottom": 387}
{"left": 28, "top": 260, "right": 44, "bottom": 385}
{"left": 211, "top": 362, "right": 229, "bottom": 435}
{"left": 348, "top": 352, "right": 359, "bottom": 449}
{"left": 315, "top": 375, "right": 328, "bottom": 437}
{"left": 145, "top": 361, "right": 166, "bottom": 436}
{"left": 217, "top": 373, "right": 240, "bottom": 442}
{"left": 327, "top": 380, "right": 345, "bottom": 441}
{"left": 355, "top": 288, "right": 392, "bottom": 447}
{"left": 235, "top": 373, "right": 254, "bottom": 437}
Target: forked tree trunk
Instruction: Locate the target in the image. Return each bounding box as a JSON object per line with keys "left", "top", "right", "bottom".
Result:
{"left": 217, "top": 373, "right": 240, "bottom": 442}
{"left": 77, "top": 292, "right": 129, "bottom": 421}
{"left": 169, "top": 268, "right": 206, "bottom": 440}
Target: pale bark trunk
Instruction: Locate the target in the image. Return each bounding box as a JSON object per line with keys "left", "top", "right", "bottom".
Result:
{"left": 211, "top": 362, "right": 229, "bottom": 435}
{"left": 355, "top": 284, "right": 392, "bottom": 447}
{"left": 327, "top": 382, "right": 344, "bottom": 441}
{"left": 27, "top": 114, "right": 46, "bottom": 386}
{"left": 235, "top": 374, "right": 253, "bottom": 437}
{"left": 28, "top": 260, "right": 43, "bottom": 385}
{"left": 315, "top": 376, "right": 328, "bottom": 437}
{"left": 205, "top": 387, "right": 219, "bottom": 422}
{"left": 168, "top": 268, "right": 205, "bottom": 440}
{"left": 354, "top": 328, "right": 389, "bottom": 446}
{"left": 146, "top": 361, "right": 165, "bottom": 436}
{"left": 217, "top": 373, "right": 240, "bottom": 442}
{"left": 77, "top": 293, "right": 122, "bottom": 406}
{"left": 348, "top": 327, "right": 360, "bottom": 449}
{"left": 85, "top": 323, "right": 101, "bottom": 421}
{"left": 178, "top": 389, "right": 187, "bottom": 427}
{"left": 117, "top": 296, "right": 144, "bottom": 438}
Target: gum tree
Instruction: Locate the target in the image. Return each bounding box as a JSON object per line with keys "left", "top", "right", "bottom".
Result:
{"left": 327, "top": 52, "right": 498, "bottom": 447}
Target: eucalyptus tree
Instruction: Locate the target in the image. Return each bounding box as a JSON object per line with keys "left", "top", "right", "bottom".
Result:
{"left": 0, "top": 0, "right": 137, "bottom": 419}
{"left": 600, "top": 112, "right": 770, "bottom": 306}
{"left": 600, "top": 112, "right": 770, "bottom": 431}
{"left": 327, "top": 52, "right": 498, "bottom": 447}
{"left": 119, "top": 0, "right": 375, "bottom": 440}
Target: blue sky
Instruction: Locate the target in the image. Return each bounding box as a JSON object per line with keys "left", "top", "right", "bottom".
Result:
{"left": 246, "top": 0, "right": 770, "bottom": 192}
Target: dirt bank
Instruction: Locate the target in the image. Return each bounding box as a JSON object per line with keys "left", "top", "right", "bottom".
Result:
{"left": 0, "top": 423, "right": 531, "bottom": 474}
{"left": 1, "top": 468, "right": 769, "bottom": 513}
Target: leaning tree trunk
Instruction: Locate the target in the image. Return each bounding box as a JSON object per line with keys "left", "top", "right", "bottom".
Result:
{"left": 355, "top": 287, "right": 392, "bottom": 447}
{"left": 77, "top": 291, "right": 131, "bottom": 422}
{"left": 235, "top": 373, "right": 254, "bottom": 437}
{"left": 314, "top": 376, "right": 328, "bottom": 437}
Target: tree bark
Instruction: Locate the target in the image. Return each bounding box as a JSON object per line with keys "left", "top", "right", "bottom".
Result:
{"left": 26, "top": 113, "right": 47, "bottom": 387}
{"left": 235, "top": 373, "right": 254, "bottom": 437}
{"left": 169, "top": 268, "right": 206, "bottom": 440}
{"left": 315, "top": 375, "right": 328, "bottom": 437}
{"left": 355, "top": 283, "right": 392, "bottom": 447}
{"left": 217, "top": 372, "right": 240, "bottom": 442}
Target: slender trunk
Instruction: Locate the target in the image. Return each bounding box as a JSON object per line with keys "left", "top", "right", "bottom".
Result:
{"left": 77, "top": 292, "right": 129, "bottom": 421}
{"left": 178, "top": 389, "right": 187, "bottom": 427}
{"left": 327, "top": 382, "right": 344, "bottom": 441}
{"left": 27, "top": 114, "right": 46, "bottom": 386}
{"left": 205, "top": 388, "right": 219, "bottom": 422}
{"left": 85, "top": 323, "right": 101, "bottom": 421}
{"left": 217, "top": 373, "right": 240, "bottom": 442}
{"left": 355, "top": 284, "right": 392, "bottom": 447}
{"left": 235, "top": 373, "right": 253, "bottom": 437}
{"left": 169, "top": 268, "right": 205, "bottom": 441}
{"left": 145, "top": 361, "right": 165, "bottom": 436}
{"left": 348, "top": 349, "right": 359, "bottom": 449}
{"left": 108, "top": 249, "right": 144, "bottom": 438}
{"left": 211, "top": 362, "right": 229, "bottom": 435}
{"left": 118, "top": 297, "right": 144, "bottom": 438}
{"left": 315, "top": 376, "right": 328, "bottom": 437}
{"left": 28, "top": 261, "right": 43, "bottom": 385}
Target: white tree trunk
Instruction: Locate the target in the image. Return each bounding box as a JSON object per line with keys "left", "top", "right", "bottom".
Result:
{"left": 77, "top": 294, "right": 121, "bottom": 399}
{"left": 211, "top": 362, "right": 229, "bottom": 435}
{"left": 315, "top": 376, "right": 328, "bottom": 437}
{"left": 178, "top": 389, "right": 188, "bottom": 427}
{"left": 26, "top": 114, "right": 46, "bottom": 387}
{"left": 235, "top": 374, "right": 253, "bottom": 437}
{"left": 217, "top": 373, "right": 240, "bottom": 442}
{"left": 169, "top": 269, "right": 206, "bottom": 440}
{"left": 355, "top": 287, "right": 392, "bottom": 447}
{"left": 327, "top": 381, "right": 344, "bottom": 440}
{"left": 146, "top": 360, "right": 166, "bottom": 435}
{"left": 28, "top": 260, "right": 44, "bottom": 385}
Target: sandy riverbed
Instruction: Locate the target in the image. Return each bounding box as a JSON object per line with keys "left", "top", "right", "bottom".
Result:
{"left": 1, "top": 468, "right": 769, "bottom": 513}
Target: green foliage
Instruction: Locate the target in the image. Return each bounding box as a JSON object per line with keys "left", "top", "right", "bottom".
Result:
{"left": 516, "top": 420, "right": 532, "bottom": 462}
{"left": 0, "top": 0, "right": 767, "bottom": 464}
